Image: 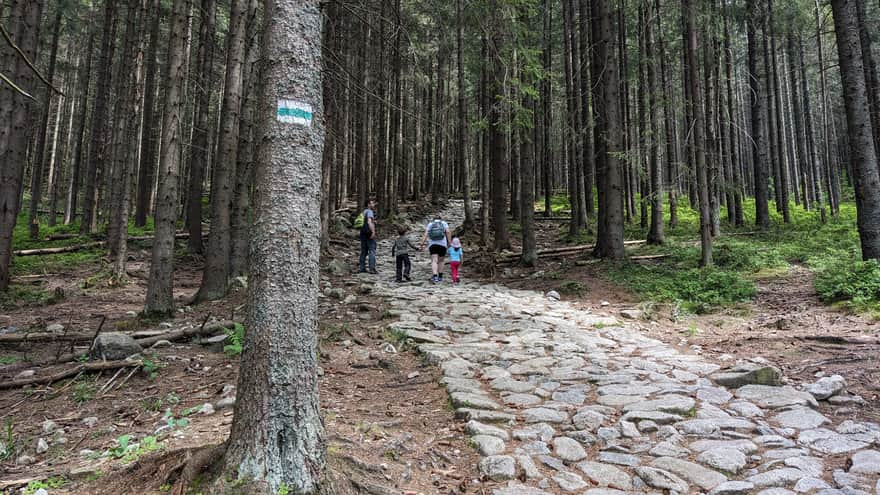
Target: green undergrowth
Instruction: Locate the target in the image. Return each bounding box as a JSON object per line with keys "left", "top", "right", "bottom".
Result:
{"left": 537, "top": 194, "right": 876, "bottom": 315}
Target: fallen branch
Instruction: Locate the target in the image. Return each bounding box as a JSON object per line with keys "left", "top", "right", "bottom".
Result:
{"left": 134, "top": 320, "right": 233, "bottom": 348}
{"left": 0, "top": 360, "right": 140, "bottom": 390}
{"left": 13, "top": 233, "right": 194, "bottom": 256}
{"left": 0, "top": 331, "right": 97, "bottom": 344}
{"left": 630, "top": 254, "right": 669, "bottom": 261}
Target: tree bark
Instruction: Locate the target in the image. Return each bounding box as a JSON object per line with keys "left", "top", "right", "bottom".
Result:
{"left": 220, "top": 1, "right": 326, "bottom": 492}
{"left": 185, "top": 0, "right": 216, "bottom": 254}
{"left": 747, "top": 0, "right": 770, "bottom": 229}
{"left": 81, "top": 0, "right": 118, "bottom": 235}
{"left": 831, "top": 0, "right": 880, "bottom": 260}
{"left": 196, "top": 0, "right": 248, "bottom": 302}
{"left": 646, "top": 0, "right": 663, "bottom": 245}
{"left": 768, "top": 0, "right": 790, "bottom": 223}
{"left": 457, "top": 0, "right": 474, "bottom": 231}
{"left": 683, "top": 0, "right": 712, "bottom": 266}
{"left": 0, "top": 0, "right": 43, "bottom": 291}
{"left": 144, "top": 0, "right": 191, "bottom": 316}
{"left": 855, "top": 0, "right": 880, "bottom": 156}
{"left": 65, "top": 28, "right": 95, "bottom": 226}
{"left": 134, "top": 0, "right": 162, "bottom": 228}
{"left": 541, "top": 0, "right": 552, "bottom": 217}
{"left": 489, "top": 0, "right": 510, "bottom": 252}
{"left": 28, "top": 9, "right": 63, "bottom": 241}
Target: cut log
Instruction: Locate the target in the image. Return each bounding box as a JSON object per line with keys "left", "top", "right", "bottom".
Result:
{"left": 0, "top": 360, "right": 141, "bottom": 390}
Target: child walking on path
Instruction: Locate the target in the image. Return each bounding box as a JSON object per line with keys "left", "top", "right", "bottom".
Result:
{"left": 392, "top": 226, "right": 419, "bottom": 282}
{"left": 448, "top": 237, "right": 463, "bottom": 284}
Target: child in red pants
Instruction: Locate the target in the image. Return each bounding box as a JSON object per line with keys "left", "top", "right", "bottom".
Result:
{"left": 448, "top": 237, "right": 463, "bottom": 284}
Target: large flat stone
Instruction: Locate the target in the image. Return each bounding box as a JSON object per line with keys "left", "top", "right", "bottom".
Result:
{"left": 523, "top": 408, "right": 568, "bottom": 424}
{"left": 697, "top": 448, "right": 748, "bottom": 474}
{"left": 480, "top": 455, "right": 516, "bottom": 481}
{"left": 773, "top": 407, "right": 830, "bottom": 430}
{"left": 575, "top": 461, "right": 633, "bottom": 490}
{"left": 746, "top": 468, "right": 806, "bottom": 488}
{"left": 652, "top": 456, "right": 728, "bottom": 490}
{"left": 711, "top": 364, "right": 782, "bottom": 388}
{"left": 622, "top": 395, "right": 696, "bottom": 415}
{"left": 450, "top": 392, "right": 501, "bottom": 410}
{"left": 634, "top": 467, "right": 689, "bottom": 493}
{"left": 472, "top": 435, "right": 506, "bottom": 456}
{"left": 466, "top": 420, "right": 510, "bottom": 440}
{"left": 735, "top": 385, "right": 818, "bottom": 409}
{"left": 552, "top": 436, "right": 587, "bottom": 463}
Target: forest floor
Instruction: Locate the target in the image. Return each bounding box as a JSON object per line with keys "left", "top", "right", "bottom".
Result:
{"left": 0, "top": 200, "right": 878, "bottom": 494}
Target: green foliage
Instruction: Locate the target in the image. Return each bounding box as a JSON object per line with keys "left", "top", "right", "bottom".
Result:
{"left": 0, "top": 284, "right": 62, "bottom": 310}
{"left": 223, "top": 323, "right": 245, "bottom": 358}
{"left": 0, "top": 355, "right": 19, "bottom": 365}
{"left": 105, "top": 434, "right": 163, "bottom": 463}
{"left": 1, "top": 418, "right": 16, "bottom": 462}
{"left": 812, "top": 253, "right": 880, "bottom": 314}
{"left": 24, "top": 476, "right": 69, "bottom": 494}
{"left": 142, "top": 353, "right": 164, "bottom": 379}
{"left": 162, "top": 409, "right": 190, "bottom": 430}
{"left": 73, "top": 379, "right": 97, "bottom": 404}
{"left": 277, "top": 484, "right": 291, "bottom": 495}
{"left": 558, "top": 280, "right": 586, "bottom": 296}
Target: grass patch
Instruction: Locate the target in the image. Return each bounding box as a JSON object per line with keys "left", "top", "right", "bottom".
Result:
{"left": 0, "top": 284, "right": 63, "bottom": 310}
{"left": 558, "top": 280, "right": 587, "bottom": 296}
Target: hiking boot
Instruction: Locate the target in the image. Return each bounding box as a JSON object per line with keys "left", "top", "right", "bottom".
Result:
{"left": 404, "top": 275, "right": 412, "bottom": 282}
{"left": 368, "top": 269, "right": 378, "bottom": 274}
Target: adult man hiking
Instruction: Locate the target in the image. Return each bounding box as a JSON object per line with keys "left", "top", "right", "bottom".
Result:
{"left": 358, "top": 199, "right": 378, "bottom": 274}
{"left": 418, "top": 214, "right": 451, "bottom": 282}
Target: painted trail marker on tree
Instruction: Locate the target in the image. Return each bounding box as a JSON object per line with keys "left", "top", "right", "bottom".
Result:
{"left": 276, "top": 99, "right": 313, "bottom": 126}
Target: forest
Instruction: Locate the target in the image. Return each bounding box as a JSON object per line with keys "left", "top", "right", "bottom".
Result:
{"left": 1, "top": 0, "right": 880, "bottom": 493}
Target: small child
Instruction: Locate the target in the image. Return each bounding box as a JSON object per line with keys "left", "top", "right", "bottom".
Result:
{"left": 448, "top": 237, "right": 463, "bottom": 284}
{"left": 391, "top": 226, "right": 419, "bottom": 282}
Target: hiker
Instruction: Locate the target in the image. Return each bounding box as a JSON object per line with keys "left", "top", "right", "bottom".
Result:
{"left": 418, "top": 215, "right": 451, "bottom": 283}
{"left": 358, "top": 199, "right": 378, "bottom": 274}
{"left": 448, "top": 237, "right": 463, "bottom": 284}
{"left": 391, "top": 225, "right": 419, "bottom": 282}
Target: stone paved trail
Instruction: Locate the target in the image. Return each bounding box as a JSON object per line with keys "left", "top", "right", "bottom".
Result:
{"left": 366, "top": 202, "right": 880, "bottom": 495}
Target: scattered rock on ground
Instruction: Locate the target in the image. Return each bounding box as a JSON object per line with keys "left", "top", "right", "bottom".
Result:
{"left": 90, "top": 333, "right": 143, "bottom": 360}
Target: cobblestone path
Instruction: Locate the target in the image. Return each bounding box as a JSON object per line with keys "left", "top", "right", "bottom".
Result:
{"left": 368, "top": 202, "right": 880, "bottom": 495}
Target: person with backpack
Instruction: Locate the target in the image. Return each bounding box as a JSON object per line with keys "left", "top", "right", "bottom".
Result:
{"left": 358, "top": 199, "right": 378, "bottom": 274}
{"left": 418, "top": 215, "right": 451, "bottom": 283}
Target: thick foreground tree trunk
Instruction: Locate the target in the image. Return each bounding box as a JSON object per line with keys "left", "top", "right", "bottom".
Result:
{"left": 831, "top": 0, "right": 880, "bottom": 260}
{"left": 220, "top": 0, "right": 326, "bottom": 492}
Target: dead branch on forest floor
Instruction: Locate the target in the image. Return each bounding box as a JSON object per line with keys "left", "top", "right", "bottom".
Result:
{"left": 496, "top": 240, "right": 647, "bottom": 263}
{"left": 0, "top": 360, "right": 140, "bottom": 390}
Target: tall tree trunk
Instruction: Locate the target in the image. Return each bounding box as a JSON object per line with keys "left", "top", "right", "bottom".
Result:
{"left": 196, "top": 0, "right": 248, "bottom": 302}
{"left": 144, "top": 0, "right": 192, "bottom": 316}
{"left": 489, "top": 0, "right": 510, "bottom": 252}
{"left": 799, "top": 36, "right": 826, "bottom": 222}
{"left": 134, "top": 0, "right": 163, "bottom": 227}
{"left": 654, "top": 0, "right": 678, "bottom": 229}
{"left": 788, "top": 34, "right": 812, "bottom": 214}
{"left": 28, "top": 9, "right": 63, "bottom": 240}
{"left": 816, "top": 0, "right": 837, "bottom": 216}
{"left": 185, "top": 0, "right": 216, "bottom": 254}
{"left": 220, "top": 1, "right": 326, "bottom": 492}
{"left": 592, "top": 0, "right": 625, "bottom": 259}
{"left": 579, "top": 0, "right": 594, "bottom": 220}
{"left": 541, "top": 0, "right": 552, "bottom": 217}
{"left": 683, "top": 0, "right": 712, "bottom": 265}
{"left": 81, "top": 0, "right": 119, "bottom": 234}
{"left": 855, "top": 0, "right": 880, "bottom": 156}
{"left": 229, "top": 0, "right": 260, "bottom": 278}
{"left": 748, "top": 0, "right": 770, "bottom": 229}
{"left": 480, "top": 35, "right": 491, "bottom": 246}
{"left": 831, "top": 0, "right": 880, "bottom": 260}
{"left": 646, "top": 0, "right": 663, "bottom": 244}
{"left": 66, "top": 28, "right": 95, "bottom": 226}
{"left": 563, "top": 0, "right": 581, "bottom": 236}
{"left": 0, "top": 0, "right": 43, "bottom": 291}
{"left": 769, "top": 0, "right": 790, "bottom": 222}
{"left": 724, "top": 3, "right": 743, "bottom": 226}
{"left": 457, "top": 0, "right": 474, "bottom": 230}
{"left": 521, "top": 80, "right": 537, "bottom": 266}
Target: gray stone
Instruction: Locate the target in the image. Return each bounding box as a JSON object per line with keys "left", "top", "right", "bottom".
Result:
{"left": 480, "top": 455, "right": 517, "bottom": 481}
{"left": 649, "top": 441, "right": 690, "bottom": 458}
{"left": 635, "top": 467, "right": 690, "bottom": 493}
{"left": 832, "top": 469, "right": 866, "bottom": 489}
{"left": 200, "top": 403, "right": 215, "bottom": 415}
{"left": 623, "top": 395, "right": 696, "bottom": 415}
{"left": 489, "top": 376, "right": 535, "bottom": 394}
{"left": 512, "top": 423, "right": 556, "bottom": 442}
{"left": 403, "top": 329, "right": 450, "bottom": 344}
{"left": 90, "top": 333, "right": 143, "bottom": 360}
{"left": 581, "top": 490, "right": 628, "bottom": 495}
{"left": 515, "top": 455, "right": 541, "bottom": 479}
{"left": 14, "top": 369, "right": 35, "bottom": 380}
{"left": 756, "top": 490, "right": 797, "bottom": 495}
{"left": 523, "top": 408, "right": 568, "bottom": 424}
{"left": 784, "top": 456, "right": 824, "bottom": 477}
{"left": 492, "top": 482, "right": 553, "bottom": 495}
{"left": 36, "top": 437, "right": 49, "bottom": 454}
{"left": 809, "top": 436, "right": 869, "bottom": 455}
{"left": 773, "top": 407, "right": 830, "bottom": 430}
{"left": 572, "top": 409, "right": 605, "bottom": 431}
{"left": 689, "top": 439, "right": 758, "bottom": 455}
{"left": 455, "top": 408, "right": 516, "bottom": 423}
{"left": 467, "top": 420, "right": 510, "bottom": 440}
{"left": 595, "top": 451, "right": 638, "bottom": 467}
{"left": 472, "top": 434, "right": 506, "bottom": 456}
{"left": 553, "top": 471, "right": 587, "bottom": 492}
{"left": 764, "top": 449, "right": 810, "bottom": 460}
{"left": 728, "top": 400, "right": 765, "bottom": 418}
{"left": 597, "top": 383, "right": 661, "bottom": 396}
{"left": 597, "top": 394, "right": 643, "bottom": 407}
{"left": 849, "top": 450, "right": 880, "bottom": 475}
{"left": 755, "top": 435, "right": 796, "bottom": 448}
{"left": 16, "top": 454, "right": 36, "bottom": 465}
{"left": 711, "top": 363, "right": 783, "bottom": 388}
{"left": 553, "top": 437, "right": 587, "bottom": 463}
{"left": 502, "top": 393, "right": 543, "bottom": 407}
{"left": 442, "top": 358, "right": 477, "bottom": 378}
{"left": 709, "top": 481, "right": 756, "bottom": 495}
{"left": 746, "top": 468, "right": 806, "bottom": 488}
{"left": 804, "top": 375, "right": 846, "bottom": 400}
{"left": 450, "top": 392, "right": 501, "bottom": 410}
{"left": 620, "top": 410, "right": 683, "bottom": 424}
{"left": 698, "top": 387, "right": 734, "bottom": 405}
{"left": 538, "top": 454, "right": 566, "bottom": 471}
{"left": 735, "top": 385, "right": 818, "bottom": 409}
{"left": 326, "top": 258, "right": 349, "bottom": 276}
{"left": 576, "top": 461, "right": 633, "bottom": 490}
{"left": 46, "top": 323, "right": 64, "bottom": 333}
{"left": 793, "top": 477, "right": 830, "bottom": 493}
{"left": 620, "top": 309, "right": 643, "bottom": 320}
{"left": 521, "top": 441, "right": 551, "bottom": 455}
{"left": 676, "top": 418, "right": 756, "bottom": 435}
{"left": 215, "top": 397, "right": 236, "bottom": 409}
{"left": 697, "top": 448, "right": 748, "bottom": 474}
{"left": 653, "top": 456, "right": 728, "bottom": 490}
{"left": 41, "top": 419, "right": 57, "bottom": 434}
{"left": 620, "top": 420, "right": 641, "bottom": 438}
{"left": 546, "top": 290, "right": 561, "bottom": 301}
{"left": 551, "top": 389, "right": 586, "bottom": 405}
{"left": 638, "top": 420, "right": 659, "bottom": 433}
{"left": 151, "top": 339, "right": 173, "bottom": 348}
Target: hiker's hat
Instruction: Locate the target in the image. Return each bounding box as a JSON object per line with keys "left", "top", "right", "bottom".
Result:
{"left": 451, "top": 237, "right": 462, "bottom": 248}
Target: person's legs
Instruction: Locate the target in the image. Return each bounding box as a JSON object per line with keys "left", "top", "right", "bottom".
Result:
{"left": 450, "top": 261, "right": 460, "bottom": 282}
{"left": 395, "top": 254, "right": 403, "bottom": 281}
{"left": 431, "top": 254, "right": 439, "bottom": 276}
{"left": 403, "top": 254, "right": 411, "bottom": 279}
{"left": 438, "top": 256, "right": 445, "bottom": 280}
{"left": 367, "top": 239, "right": 377, "bottom": 273}
{"left": 358, "top": 236, "right": 368, "bottom": 272}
